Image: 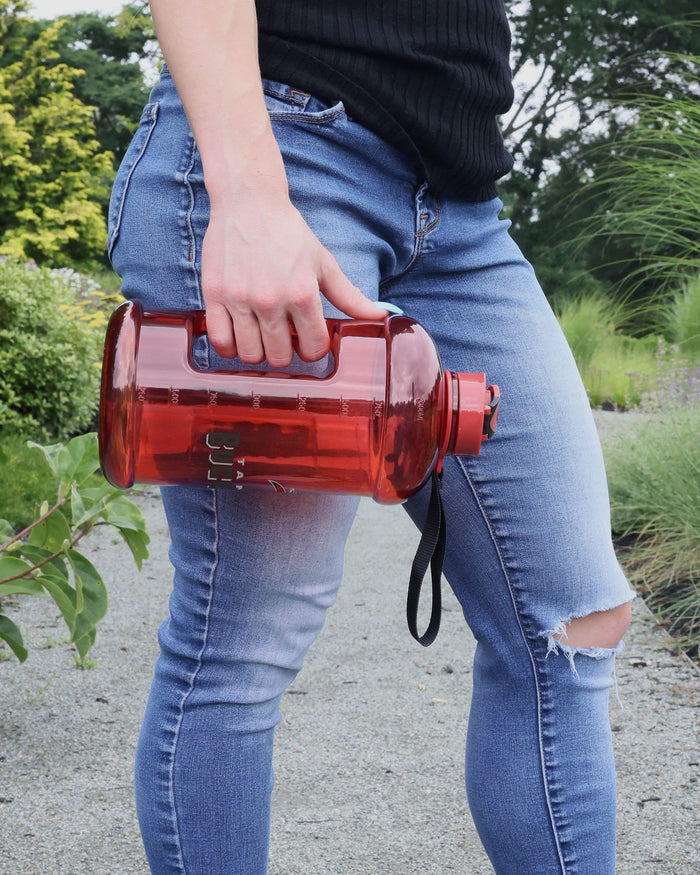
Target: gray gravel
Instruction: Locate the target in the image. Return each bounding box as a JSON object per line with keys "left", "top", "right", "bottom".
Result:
{"left": 1, "top": 426, "right": 699, "bottom": 873}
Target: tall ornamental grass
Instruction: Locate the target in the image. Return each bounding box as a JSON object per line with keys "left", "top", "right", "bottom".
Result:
{"left": 666, "top": 274, "right": 700, "bottom": 359}
{"left": 555, "top": 292, "right": 659, "bottom": 407}
{"left": 603, "top": 404, "right": 700, "bottom": 658}
{"left": 577, "top": 53, "right": 700, "bottom": 296}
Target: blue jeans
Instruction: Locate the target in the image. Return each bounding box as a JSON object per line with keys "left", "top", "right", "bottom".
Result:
{"left": 109, "top": 69, "right": 634, "bottom": 874}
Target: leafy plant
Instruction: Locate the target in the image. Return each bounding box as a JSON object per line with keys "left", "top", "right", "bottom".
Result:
{"left": 0, "top": 432, "right": 149, "bottom": 665}
{"left": 0, "top": 429, "right": 51, "bottom": 531}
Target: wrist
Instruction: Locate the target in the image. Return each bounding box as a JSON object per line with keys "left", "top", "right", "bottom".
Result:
{"left": 202, "top": 119, "right": 289, "bottom": 207}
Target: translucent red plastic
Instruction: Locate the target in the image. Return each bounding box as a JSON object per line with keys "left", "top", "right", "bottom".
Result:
{"left": 99, "top": 302, "right": 499, "bottom": 504}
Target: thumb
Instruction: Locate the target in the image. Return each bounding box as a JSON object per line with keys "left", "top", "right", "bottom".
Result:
{"left": 318, "top": 249, "right": 388, "bottom": 320}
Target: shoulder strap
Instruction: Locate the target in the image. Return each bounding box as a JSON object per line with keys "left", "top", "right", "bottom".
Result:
{"left": 406, "top": 470, "right": 446, "bottom": 646}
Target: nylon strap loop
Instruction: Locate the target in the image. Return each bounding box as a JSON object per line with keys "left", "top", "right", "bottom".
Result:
{"left": 406, "top": 470, "right": 446, "bottom": 646}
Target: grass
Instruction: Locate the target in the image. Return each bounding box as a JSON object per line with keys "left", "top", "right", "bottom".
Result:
{"left": 602, "top": 404, "right": 700, "bottom": 659}
{"left": 666, "top": 274, "right": 700, "bottom": 359}
{"left": 555, "top": 288, "right": 700, "bottom": 656}
{"left": 573, "top": 56, "right": 700, "bottom": 298}
{"left": 556, "top": 291, "right": 661, "bottom": 408}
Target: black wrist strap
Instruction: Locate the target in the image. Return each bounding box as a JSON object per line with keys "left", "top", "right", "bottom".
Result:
{"left": 407, "top": 470, "right": 446, "bottom": 646}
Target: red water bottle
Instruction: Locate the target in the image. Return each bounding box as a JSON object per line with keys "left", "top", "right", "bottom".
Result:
{"left": 99, "top": 302, "right": 499, "bottom": 504}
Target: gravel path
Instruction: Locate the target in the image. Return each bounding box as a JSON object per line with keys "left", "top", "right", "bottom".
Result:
{"left": 1, "top": 415, "right": 698, "bottom": 873}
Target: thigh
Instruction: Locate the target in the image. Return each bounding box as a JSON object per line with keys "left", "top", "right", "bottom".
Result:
{"left": 107, "top": 71, "right": 420, "bottom": 672}
{"left": 387, "top": 196, "right": 633, "bottom": 647}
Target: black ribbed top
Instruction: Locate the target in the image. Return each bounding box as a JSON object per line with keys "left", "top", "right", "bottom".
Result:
{"left": 256, "top": 0, "right": 514, "bottom": 200}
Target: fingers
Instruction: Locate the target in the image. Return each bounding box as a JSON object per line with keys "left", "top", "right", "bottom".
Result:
{"left": 203, "top": 301, "right": 237, "bottom": 359}
{"left": 201, "top": 207, "right": 386, "bottom": 366}
{"left": 318, "top": 249, "right": 388, "bottom": 322}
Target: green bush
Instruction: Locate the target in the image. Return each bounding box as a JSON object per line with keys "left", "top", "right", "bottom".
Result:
{"left": 0, "top": 430, "right": 49, "bottom": 531}
{"left": 0, "top": 258, "right": 106, "bottom": 440}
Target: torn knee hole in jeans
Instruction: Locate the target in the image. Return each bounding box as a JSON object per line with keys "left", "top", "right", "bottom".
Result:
{"left": 542, "top": 602, "right": 633, "bottom": 676}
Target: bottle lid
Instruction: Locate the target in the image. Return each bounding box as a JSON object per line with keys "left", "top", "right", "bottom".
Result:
{"left": 440, "top": 372, "right": 500, "bottom": 463}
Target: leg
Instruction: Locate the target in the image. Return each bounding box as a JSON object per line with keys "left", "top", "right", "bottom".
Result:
{"left": 134, "top": 486, "right": 360, "bottom": 873}
{"left": 384, "top": 192, "right": 634, "bottom": 873}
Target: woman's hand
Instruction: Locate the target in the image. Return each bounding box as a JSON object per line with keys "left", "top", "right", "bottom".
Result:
{"left": 202, "top": 191, "right": 383, "bottom": 367}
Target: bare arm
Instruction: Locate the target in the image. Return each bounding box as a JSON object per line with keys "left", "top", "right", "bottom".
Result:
{"left": 149, "top": 0, "right": 383, "bottom": 366}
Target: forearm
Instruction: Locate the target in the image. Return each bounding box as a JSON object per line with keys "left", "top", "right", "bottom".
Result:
{"left": 147, "top": 0, "right": 382, "bottom": 364}
{"left": 149, "top": 0, "right": 287, "bottom": 204}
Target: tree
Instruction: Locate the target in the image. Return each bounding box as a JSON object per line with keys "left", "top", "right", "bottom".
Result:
{"left": 0, "top": 0, "right": 113, "bottom": 266}
{"left": 500, "top": 1, "right": 700, "bottom": 298}
{"left": 24, "top": 2, "right": 156, "bottom": 166}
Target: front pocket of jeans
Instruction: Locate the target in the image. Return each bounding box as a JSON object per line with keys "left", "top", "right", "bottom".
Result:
{"left": 107, "top": 102, "right": 159, "bottom": 262}
{"left": 263, "top": 82, "right": 346, "bottom": 125}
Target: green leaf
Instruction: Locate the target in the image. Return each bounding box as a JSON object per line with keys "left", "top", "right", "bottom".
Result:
{"left": 66, "top": 550, "right": 108, "bottom": 649}
{"left": 117, "top": 526, "right": 150, "bottom": 571}
{"left": 0, "top": 614, "right": 28, "bottom": 662}
{"left": 79, "top": 481, "right": 122, "bottom": 505}
{"left": 0, "top": 556, "right": 33, "bottom": 581}
{"left": 70, "top": 481, "right": 87, "bottom": 528}
{"left": 70, "top": 479, "right": 116, "bottom": 528}
{"left": 0, "top": 578, "right": 44, "bottom": 596}
{"left": 26, "top": 440, "right": 62, "bottom": 479}
{"left": 0, "top": 519, "right": 15, "bottom": 542}
{"left": 27, "top": 507, "right": 72, "bottom": 552}
{"left": 56, "top": 433, "right": 100, "bottom": 488}
{"left": 38, "top": 567, "right": 77, "bottom": 629}
{"left": 73, "top": 627, "right": 97, "bottom": 661}
{"left": 17, "top": 543, "right": 58, "bottom": 566}
{"left": 101, "top": 495, "right": 147, "bottom": 531}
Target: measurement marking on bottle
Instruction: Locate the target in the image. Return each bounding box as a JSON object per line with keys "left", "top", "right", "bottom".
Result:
{"left": 208, "top": 390, "right": 218, "bottom": 406}
{"left": 340, "top": 396, "right": 349, "bottom": 415}
{"left": 297, "top": 395, "right": 307, "bottom": 412}
{"left": 136, "top": 385, "right": 146, "bottom": 402}
{"left": 415, "top": 397, "right": 424, "bottom": 421}
{"left": 169, "top": 387, "right": 180, "bottom": 405}
{"left": 373, "top": 400, "right": 384, "bottom": 419}
{"left": 252, "top": 392, "right": 261, "bottom": 409}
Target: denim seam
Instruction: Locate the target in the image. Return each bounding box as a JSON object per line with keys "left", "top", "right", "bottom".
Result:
{"left": 107, "top": 102, "right": 159, "bottom": 259}
{"left": 378, "top": 236, "right": 424, "bottom": 296}
{"left": 183, "top": 138, "right": 209, "bottom": 370}
{"left": 182, "top": 137, "right": 201, "bottom": 295}
{"left": 379, "top": 184, "right": 436, "bottom": 292}
{"left": 268, "top": 106, "right": 346, "bottom": 125}
{"left": 456, "top": 456, "right": 569, "bottom": 874}
{"left": 263, "top": 84, "right": 308, "bottom": 105}
{"left": 415, "top": 194, "right": 441, "bottom": 237}
{"left": 166, "top": 488, "right": 221, "bottom": 874}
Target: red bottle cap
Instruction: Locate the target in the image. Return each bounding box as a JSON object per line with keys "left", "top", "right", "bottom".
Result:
{"left": 438, "top": 372, "right": 500, "bottom": 468}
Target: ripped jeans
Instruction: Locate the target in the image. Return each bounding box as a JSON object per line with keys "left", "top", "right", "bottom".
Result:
{"left": 108, "top": 69, "right": 635, "bottom": 874}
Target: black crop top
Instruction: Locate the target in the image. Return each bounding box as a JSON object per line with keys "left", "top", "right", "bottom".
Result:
{"left": 256, "top": 0, "right": 514, "bottom": 200}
